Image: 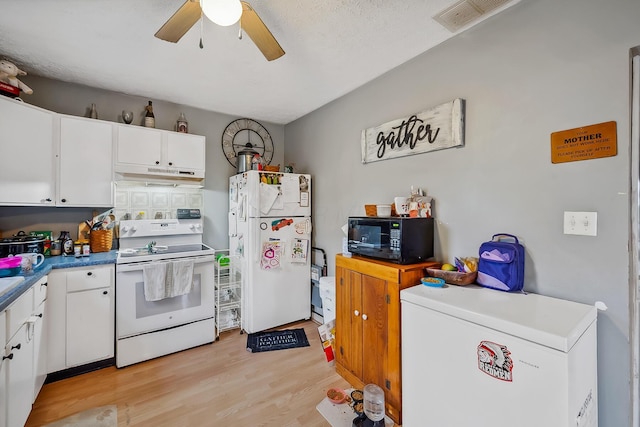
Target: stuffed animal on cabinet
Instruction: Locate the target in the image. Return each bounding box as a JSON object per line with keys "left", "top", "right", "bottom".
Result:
{"left": 0, "top": 59, "right": 33, "bottom": 95}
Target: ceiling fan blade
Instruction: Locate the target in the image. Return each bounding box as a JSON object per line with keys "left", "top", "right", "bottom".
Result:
{"left": 155, "top": 0, "right": 202, "bottom": 43}
{"left": 240, "top": 1, "right": 285, "bottom": 61}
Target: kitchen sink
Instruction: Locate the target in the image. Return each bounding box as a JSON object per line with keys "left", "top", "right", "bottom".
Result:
{"left": 0, "top": 276, "right": 25, "bottom": 298}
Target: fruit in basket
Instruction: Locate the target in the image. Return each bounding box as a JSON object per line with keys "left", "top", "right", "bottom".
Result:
{"left": 441, "top": 263, "right": 457, "bottom": 271}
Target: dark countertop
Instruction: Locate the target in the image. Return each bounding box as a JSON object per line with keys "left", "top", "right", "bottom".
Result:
{"left": 0, "top": 251, "right": 117, "bottom": 312}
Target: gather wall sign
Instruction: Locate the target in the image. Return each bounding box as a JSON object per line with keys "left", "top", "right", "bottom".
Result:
{"left": 360, "top": 98, "right": 465, "bottom": 164}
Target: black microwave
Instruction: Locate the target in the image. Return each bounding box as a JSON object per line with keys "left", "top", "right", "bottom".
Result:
{"left": 347, "top": 217, "right": 434, "bottom": 264}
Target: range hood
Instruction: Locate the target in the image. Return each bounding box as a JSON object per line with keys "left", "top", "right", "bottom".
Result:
{"left": 114, "top": 163, "right": 204, "bottom": 183}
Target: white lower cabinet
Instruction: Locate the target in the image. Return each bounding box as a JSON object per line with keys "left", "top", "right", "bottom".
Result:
{"left": 3, "top": 287, "right": 35, "bottom": 427}
{"left": 47, "top": 265, "right": 114, "bottom": 373}
{"left": 0, "top": 311, "right": 6, "bottom": 427}
{"left": 32, "top": 277, "right": 48, "bottom": 402}
{"left": 66, "top": 287, "right": 113, "bottom": 366}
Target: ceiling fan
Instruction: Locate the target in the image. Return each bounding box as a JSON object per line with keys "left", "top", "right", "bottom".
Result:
{"left": 155, "top": 0, "right": 285, "bottom": 61}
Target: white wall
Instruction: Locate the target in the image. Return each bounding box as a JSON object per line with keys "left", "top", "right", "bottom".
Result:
{"left": 1, "top": 76, "right": 285, "bottom": 251}
{"left": 284, "top": 0, "right": 640, "bottom": 425}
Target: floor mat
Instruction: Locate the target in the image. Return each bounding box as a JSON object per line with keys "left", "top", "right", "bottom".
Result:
{"left": 246, "top": 328, "right": 310, "bottom": 352}
{"left": 43, "top": 405, "right": 117, "bottom": 427}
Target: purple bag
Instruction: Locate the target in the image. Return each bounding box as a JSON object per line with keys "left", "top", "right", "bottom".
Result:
{"left": 476, "top": 234, "right": 525, "bottom": 292}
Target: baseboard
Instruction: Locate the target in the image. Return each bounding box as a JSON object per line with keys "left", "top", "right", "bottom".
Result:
{"left": 45, "top": 357, "right": 115, "bottom": 384}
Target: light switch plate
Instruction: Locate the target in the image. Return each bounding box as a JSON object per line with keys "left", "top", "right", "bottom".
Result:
{"left": 563, "top": 211, "right": 597, "bottom": 236}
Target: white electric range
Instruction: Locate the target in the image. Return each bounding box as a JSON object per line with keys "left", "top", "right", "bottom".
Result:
{"left": 115, "top": 217, "right": 215, "bottom": 368}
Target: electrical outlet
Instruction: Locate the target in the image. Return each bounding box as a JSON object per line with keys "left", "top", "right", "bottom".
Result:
{"left": 563, "top": 211, "right": 597, "bottom": 236}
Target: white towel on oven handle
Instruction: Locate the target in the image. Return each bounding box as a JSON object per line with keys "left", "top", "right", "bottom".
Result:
{"left": 167, "top": 259, "right": 195, "bottom": 298}
{"left": 143, "top": 261, "right": 169, "bottom": 301}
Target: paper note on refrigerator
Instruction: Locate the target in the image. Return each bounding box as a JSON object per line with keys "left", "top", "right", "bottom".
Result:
{"left": 259, "top": 182, "right": 279, "bottom": 214}
{"left": 282, "top": 174, "right": 300, "bottom": 203}
{"left": 290, "top": 238, "right": 309, "bottom": 263}
{"left": 228, "top": 211, "right": 237, "bottom": 236}
{"left": 260, "top": 240, "right": 282, "bottom": 270}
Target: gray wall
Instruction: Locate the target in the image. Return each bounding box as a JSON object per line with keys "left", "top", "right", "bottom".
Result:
{"left": 284, "top": 0, "right": 640, "bottom": 425}
{"left": 0, "top": 76, "right": 285, "bottom": 250}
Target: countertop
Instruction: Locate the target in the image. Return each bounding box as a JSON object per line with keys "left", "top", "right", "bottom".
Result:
{"left": 0, "top": 251, "right": 117, "bottom": 312}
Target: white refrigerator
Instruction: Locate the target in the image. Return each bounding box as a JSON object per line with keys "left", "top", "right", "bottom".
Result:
{"left": 229, "top": 170, "right": 312, "bottom": 334}
{"left": 400, "top": 284, "right": 597, "bottom": 427}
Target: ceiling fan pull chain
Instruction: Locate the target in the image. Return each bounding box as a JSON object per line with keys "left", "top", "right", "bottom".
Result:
{"left": 199, "top": 10, "right": 204, "bottom": 49}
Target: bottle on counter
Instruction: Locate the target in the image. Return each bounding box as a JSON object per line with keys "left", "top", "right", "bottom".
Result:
{"left": 59, "top": 231, "right": 74, "bottom": 256}
{"left": 144, "top": 101, "right": 155, "bottom": 128}
{"left": 50, "top": 240, "right": 61, "bottom": 256}
{"left": 89, "top": 103, "right": 98, "bottom": 119}
{"left": 73, "top": 241, "right": 82, "bottom": 258}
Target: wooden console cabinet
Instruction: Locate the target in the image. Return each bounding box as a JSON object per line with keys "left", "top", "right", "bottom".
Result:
{"left": 335, "top": 254, "right": 439, "bottom": 425}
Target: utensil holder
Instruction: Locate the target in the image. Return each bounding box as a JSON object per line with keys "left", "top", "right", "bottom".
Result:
{"left": 89, "top": 229, "right": 113, "bottom": 253}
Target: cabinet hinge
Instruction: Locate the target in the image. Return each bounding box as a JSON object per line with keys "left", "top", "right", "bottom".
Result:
{"left": 340, "top": 277, "right": 343, "bottom": 286}
{"left": 386, "top": 294, "right": 390, "bottom": 304}
{"left": 340, "top": 346, "right": 344, "bottom": 355}
{"left": 385, "top": 379, "right": 391, "bottom": 390}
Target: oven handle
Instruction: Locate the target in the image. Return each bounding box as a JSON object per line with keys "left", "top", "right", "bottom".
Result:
{"left": 116, "top": 256, "right": 214, "bottom": 273}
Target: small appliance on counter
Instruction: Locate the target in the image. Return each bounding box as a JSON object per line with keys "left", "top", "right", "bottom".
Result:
{"left": 347, "top": 217, "right": 434, "bottom": 264}
{"left": 0, "top": 231, "right": 46, "bottom": 257}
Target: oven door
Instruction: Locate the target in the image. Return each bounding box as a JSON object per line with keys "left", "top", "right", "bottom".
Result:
{"left": 116, "top": 254, "right": 215, "bottom": 338}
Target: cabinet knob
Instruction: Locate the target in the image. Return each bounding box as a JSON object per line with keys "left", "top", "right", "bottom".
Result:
{"left": 11, "top": 343, "right": 21, "bottom": 351}
{"left": 61, "top": 198, "right": 67, "bottom": 203}
{"left": 155, "top": 161, "right": 160, "bottom": 165}
{"left": 42, "top": 282, "right": 48, "bottom": 287}
{"left": 168, "top": 162, "right": 173, "bottom": 166}
{"left": 103, "top": 290, "right": 108, "bottom": 295}
{"left": 2, "top": 353, "right": 13, "bottom": 361}
{"left": 362, "top": 314, "right": 368, "bottom": 320}
{"left": 37, "top": 313, "right": 43, "bottom": 318}
{"left": 354, "top": 310, "right": 359, "bottom": 317}
{"left": 45, "top": 198, "right": 52, "bottom": 202}
{"left": 87, "top": 272, "right": 93, "bottom": 276}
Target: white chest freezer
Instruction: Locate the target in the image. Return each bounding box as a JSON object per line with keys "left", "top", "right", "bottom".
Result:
{"left": 400, "top": 285, "right": 597, "bottom": 427}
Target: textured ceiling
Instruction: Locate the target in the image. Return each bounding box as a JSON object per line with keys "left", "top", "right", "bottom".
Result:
{"left": 0, "top": 0, "right": 519, "bottom": 125}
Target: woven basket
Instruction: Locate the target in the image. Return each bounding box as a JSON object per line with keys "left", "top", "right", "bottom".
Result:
{"left": 89, "top": 229, "right": 113, "bottom": 253}
{"left": 425, "top": 268, "right": 477, "bottom": 286}
{"left": 264, "top": 164, "right": 280, "bottom": 172}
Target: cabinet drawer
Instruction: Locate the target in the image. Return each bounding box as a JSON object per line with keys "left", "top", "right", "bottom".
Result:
{"left": 33, "top": 276, "right": 48, "bottom": 307}
{"left": 6, "top": 287, "right": 34, "bottom": 340}
{"left": 67, "top": 267, "right": 112, "bottom": 292}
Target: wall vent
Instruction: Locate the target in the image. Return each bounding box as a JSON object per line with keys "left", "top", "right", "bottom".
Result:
{"left": 433, "top": 0, "right": 513, "bottom": 33}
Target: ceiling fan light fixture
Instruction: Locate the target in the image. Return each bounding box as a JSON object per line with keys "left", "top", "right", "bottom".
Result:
{"left": 201, "top": 0, "right": 243, "bottom": 26}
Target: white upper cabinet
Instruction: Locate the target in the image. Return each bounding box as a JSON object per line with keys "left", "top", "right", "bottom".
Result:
{"left": 115, "top": 125, "right": 205, "bottom": 179}
{"left": 166, "top": 132, "right": 206, "bottom": 171}
{"left": 115, "top": 125, "right": 163, "bottom": 168}
{"left": 0, "top": 97, "right": 55, "bottom": 206}
{"left": 58, "top": 115, "right": 113, "bottom": 207}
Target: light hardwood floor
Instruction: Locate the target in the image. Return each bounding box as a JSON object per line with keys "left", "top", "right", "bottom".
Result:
{"left": 26, "top": 320, "right": 353, "bottom": 427}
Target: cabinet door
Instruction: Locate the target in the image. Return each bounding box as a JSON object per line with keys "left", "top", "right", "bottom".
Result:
{"left": 335, "top": 267, "right": 363, "bottom": 379}
{"left": 0, "top": 311, "right": 5, "bottom": 427}
{"left": 0, "top": 97, "right": 55, "bottom": 205}
{"left": 116, "top": 125, "right": 163, "bottom": 167}
{"left": 6, "top": 323, "right": 34, "bottom": 427}
{"left": 66, "top": 287, "right": 114, "bottom": 366}
{"left": 58, "top": 116, "right": 113, "bottom": 206}
{"left": 45, "top": 270, "right": 66, "bottom": 373}
{"left": 361, "top": 274, "right": 388, "bottom": 389}
{"left": 32, "top": 300, "right": 46, "bottom": 402}
{"left": 165, "top": 132, "right": 205, "bottom": 170}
